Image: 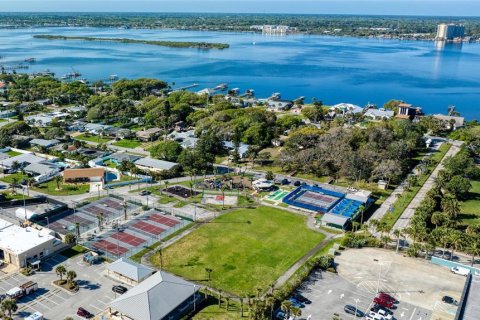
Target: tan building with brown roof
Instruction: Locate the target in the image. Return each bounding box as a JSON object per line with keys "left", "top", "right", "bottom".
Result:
{"left": 63, "top": 168, "right": 105, "bottom": 184}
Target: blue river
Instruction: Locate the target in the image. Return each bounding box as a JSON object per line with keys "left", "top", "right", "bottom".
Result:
{"left": 1, "top": 27, "right": 479, "bottom": 119}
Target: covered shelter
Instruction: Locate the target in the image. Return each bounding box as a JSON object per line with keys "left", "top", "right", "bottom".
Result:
{"left": 106, "top": 258, "right": 155, "bottom": 285}
{"left": 108, "top": 271, "right": 200, "bottom": 320}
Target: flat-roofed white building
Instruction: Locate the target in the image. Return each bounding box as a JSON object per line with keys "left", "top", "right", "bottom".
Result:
{"left": 0, "top": 219, "right": 61, "bottom": 268}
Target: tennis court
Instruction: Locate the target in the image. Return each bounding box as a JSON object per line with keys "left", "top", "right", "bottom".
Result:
{"left": 111, "top": 231, "right": 146, "bottom": 246}
{"left": 85, "top": 210, "right": 190, "bottom": 259}
{"left": 330, "top": 198, "right": 363, "bottom": 218}
{"left": 283, "top": 185, "right": 344, "bottom": 212}
{"left": 92, "top": 240, "right": 129, "bottom": 256}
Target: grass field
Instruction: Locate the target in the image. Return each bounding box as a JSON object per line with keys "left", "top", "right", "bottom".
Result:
{"left": 459, "top": 180, "right": 480, "bottom": 226}
{"left": 0, "top": 173, "right": 89, "bottom": 196}
{"left": 5, "top": 150, "right": 21, "bottom": 157}
{"left": 75, "top": 134, "right": 111, "bottom": 144}
{"left": 112, "top": 139, "right": 142, "bottom": 149}
{"left": 155, "top": 206, "right": 325, "bottom": 296}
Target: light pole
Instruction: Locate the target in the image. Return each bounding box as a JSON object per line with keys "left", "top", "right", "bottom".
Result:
{"left": 353, "top": 298, "right": 360, "bottom": 319}
{"left": 376, "top": 261, "right": 383, "bottom": 294}
{"left": 22, "top": 187, "right": 27, "bottom": 221}
{"left": 193, "top": 284, "right": 197, "bottom": 311}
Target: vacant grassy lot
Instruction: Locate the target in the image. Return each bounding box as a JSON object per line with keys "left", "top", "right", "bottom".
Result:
{"left": 459, "top": 180, "right": 480, "bottom": 226}
{"left": 5, "top": 150, "right": 21, "bottom": 157}
{"left": 155, "top": 206, "right": 325, "bottom": 296}
{"left": 112, "top": 139, "right": 142, "bottom": 149}
{"left": 75, "top": 133, "right": 111, "bottom": 144}
{"left": 0, "top": 173, "right": 89, "bottom": 196}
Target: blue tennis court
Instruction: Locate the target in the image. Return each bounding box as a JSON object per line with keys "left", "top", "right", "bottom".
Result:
{"left": 329, "top": 198, "right": 363, "bottom": 218}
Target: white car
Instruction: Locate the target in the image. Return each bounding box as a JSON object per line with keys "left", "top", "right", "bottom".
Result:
{"left": 377, "top": 309, "right": 393, "bottom": 320}
{"left": 366, "top": 311, "right": 385, "bottom": 320}
{"left": 451, "top": 266, "right": 470, "bottom": 276}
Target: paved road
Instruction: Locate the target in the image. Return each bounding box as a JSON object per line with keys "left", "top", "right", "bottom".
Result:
{"left": 392, "top": 143, "right": 462, "bottom": 231}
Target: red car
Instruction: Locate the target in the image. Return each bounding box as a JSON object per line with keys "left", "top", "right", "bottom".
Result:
{"left": 378, "top": 293, "right": 397, "bottom": 303}
{"left": 77, "top": 307, "right": 94, "bottom": 319}
{"left": 373, "top": 297, "right": 394, "bottom": 309}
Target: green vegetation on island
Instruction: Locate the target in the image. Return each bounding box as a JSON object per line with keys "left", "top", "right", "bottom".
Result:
{"left": 33, "top": 34, "right": 230, "bottom": 49}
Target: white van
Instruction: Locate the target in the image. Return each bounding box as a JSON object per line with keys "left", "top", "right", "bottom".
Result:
{"left": 451, "top": 266, "right": 470, "bottom": 276}
{"left": 24, "top": 312, "right": 43, "bottom": 320}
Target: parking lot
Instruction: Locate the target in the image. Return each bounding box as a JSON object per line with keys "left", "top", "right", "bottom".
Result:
{"left": 297, "top": 248, "right": 465, "bottom": 320}
{"left": 0, "top": 253, "right": 128, "bottom": 319}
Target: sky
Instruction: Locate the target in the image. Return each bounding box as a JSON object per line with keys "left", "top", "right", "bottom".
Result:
{"left": 0, "top": 0, "right": 479, "bottom": 16}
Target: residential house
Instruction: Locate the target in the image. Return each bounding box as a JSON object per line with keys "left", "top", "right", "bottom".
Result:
{"left": 0, "top": 153, "right": 45, "bottom": 171}
{"left": 29, "top": 139, "right": 61, "bottom": 149}
{"left": 23, "top": 162, "right": 61, "bottom": 182}
{"left": 136, "top": 127, "right": 162, "bottom": 142}
{"left": 108, "top": 127, "right": 132, "bottom": 140}
{"left": 330, "top": 103, "right": 364, "bottom": 116}
{"left": 364, "top": 108, "right": 395, "bottom": 120}
{"left": 224, "top": 141, "right": 250, "bottom": 159}
{"left": 0, "top": 109, "right": 17, "bottom": 118}
{"left": 107, "top": 271, "right": 200, "bottom": 320}
{"left": 133, "top": 157, "right": 178, "bottom": 172}
{"left": 84, "top": 123, "right": 112, "bottom": 135}
{"left": 396, "top": 103, "right": 423, "bottom": 120}
{"left": 63, "top": 168, "right": 105, "bottom": 183}
{"left": 267, "top": 100, "right": 293, "bottom": 111}
{"left": 433, "top": 114, "right": 465, "bottom": 130}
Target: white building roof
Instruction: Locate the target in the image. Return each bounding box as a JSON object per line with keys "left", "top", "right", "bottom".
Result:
{"left": 364, "top": 109, "right": 394, "bottom": 119}
{"left": 331, "top": 103, "right": 364, "bottom": 114}
{"left": 0, "top": 153, "right": 45, "bottom": 168}
{"left": 106, "top": 258, "right": 154, "bottom": 282}
{"left": 134, "top": 157, "right": 178, "bottom": 171}
{"left": 0, "top": 219, "right": 56, "bottom": 255}
{"left": 321, "top": 213, "right": 349, "bottom": 226}
{"left": 109, "top": 271, "right": 198, "bottom": 320}
{"left": 29, "top": 139, "right": 60, "bottom": 148}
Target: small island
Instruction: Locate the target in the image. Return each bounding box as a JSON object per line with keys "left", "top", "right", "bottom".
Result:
{"left": 33, "top": 34, "right": 230, "bottom": 49}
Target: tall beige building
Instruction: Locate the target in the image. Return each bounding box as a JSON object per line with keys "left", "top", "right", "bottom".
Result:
{"left": 436, "top": 23, "right": 465, "bottom": 40}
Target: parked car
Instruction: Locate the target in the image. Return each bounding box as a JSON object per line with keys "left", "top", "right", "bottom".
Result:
{"left": 378, "top": 292, "right": 398, "bottom": 303}
{"left": 281, "top": 178, "right": 289, "bottom": 185}
{"left": 275, "top": 311, "right": 286, "bottom": 319}
{"left": 373, "top": 297, "right": 394, "bottom": 309}
{"left": 293, "top": 293, "right": 311, "bottom": 304}
{"left": 293, "top": 181, "right": 301, "bottom": 187}
{"left": 365, "top": 312, "right": 385, "bottom": 320}
{"left": 112, "top": 285, "right": 128, "bottom": 294}
{"left": 442, "top": 296, "right": 458, "bottom": 305}
{"left": 451, "top": 266, "right": 470, "bottom": 276}
{"left": 377, "top": 309, "right": 393, "bottom": 320}
{"left": 288, "top": 297, "right": 305, "bottom": 308}
{"left": 76, "top": 307, "right": 93, "bottom": 318}
{"left": 139, "top": 190, "right": 151, "bottom": 196}
{"left": 371, "top": 304, "right": 393, "bottom": 315}
{"left": 344, "top": 304, "right": 364, "bottom": 317}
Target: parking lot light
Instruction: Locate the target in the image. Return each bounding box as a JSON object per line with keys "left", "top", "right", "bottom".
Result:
{"left": 353, "top": 298, "right": 360, "bottom": 319}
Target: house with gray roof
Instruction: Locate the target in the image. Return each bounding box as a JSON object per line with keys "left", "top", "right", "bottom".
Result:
{"left": 108, "top": 271, "right": 200, "bottom": 320}
{"left": 134, "top": 157, "right": 178, "bottom": 172}
{"left": 106, "top": 258, "right": 155, "bottom": 285}
{"left": 29, "top": 139, "right": 60, "bottom": 149}
{"left": 23, "top": 162, "right": 61, "bottom": 182}
{"left": 84, "top": 123, "right": 112, "bottom": 134}
{"left": 364, "top": 108, "right": 394, "bottom": 120}
{"left": 0, "top": 153, "right": 45, "bottom": 170}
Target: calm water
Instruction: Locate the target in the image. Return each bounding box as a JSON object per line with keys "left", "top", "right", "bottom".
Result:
{"left": 1, "top": 27, "right": 479, "bottom": 119}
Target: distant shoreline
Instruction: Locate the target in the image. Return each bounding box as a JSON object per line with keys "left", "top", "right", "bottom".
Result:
{"left": 33, "top": 34, "right": 230, "bottom": 49}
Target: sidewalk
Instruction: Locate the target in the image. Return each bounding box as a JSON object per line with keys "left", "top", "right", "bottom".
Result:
{"left": 392, "top": 144, "right": 461, "bottom": 231}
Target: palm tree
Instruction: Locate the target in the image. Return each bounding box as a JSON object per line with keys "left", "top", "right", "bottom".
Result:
{"left": 467, "top": 236, "right": 480, "bottom": 267}
{"left": 218, "top": 289, "right": 223, "bottom": 307}
{"left": 265, "top": 295, "right": 275, "bottom": 320}
{"left": 10, "top": 161, "right": 20, "bottom": 172}
{"left": 280, "top": 300, "right": 293, "bottom": 318}
{"left": 239, "top": 298, "right": 244, "bottom": 317}
{"left": 55, "top": 175, "right": 62, "bottom": 190}
{"left": 26, "top": 178, "right": 35, "bottom": 196}
{"left": 352, "top": 221, "right": 360, "bottom": 232}
{"left": 66, "top": 270, "right": 77, "bottom": 287}
{"left": 380, "top": 235, "right": 391, "bottom": 248}
{"left": 205, "top": 268, "right": 213, "bottom": 281}
{"left": 225, "top": 296, "right": 230, "bottom": 310}
{"left": 291, "top": 306, "right": 302, "bottom": 319}
{"left": 164, "top": 180, "right": 170, "bottom": 194}
{"left": 431, "top": 212, "right": 447, "bottom": 228}
{"left": 441, "top": 194, "right": 461, "bottom": 219}
{"left": 256, "top": 287, "right": 262, "bottom": 299}
{"left": 449, "top": 231, "right": 465, "bottom": 261}
{"left": 393, "top": 229, "right": 402, "bottom": 254}
{"left": 368, "top": 218, "right": 379, "bottom": 234}
{"left": 1, "top": 298, "right": 18, "bottom": 319}
{"left": 55, "top": 265, "right": 67, "bottom": 282}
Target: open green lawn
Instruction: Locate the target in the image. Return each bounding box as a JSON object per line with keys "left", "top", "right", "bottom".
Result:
{"left": 5, "top": 150, "right": 21, "bottom": 157}
{"left": 0, "top": 173, "right": 89, "bottom": 196}
{"left": 0, "top": 191, "right": 31, "bottom": 201}
{"left": 155, "top": 206, "right": 325, "bottom": 296}
{"left": 75, "top": 134, "right": 111, "bottom": 144}
{"left": 112, "top": 139, "right": 142, "bottom": 149}
{"left": 459, "top": 180, "right": 480, "bottom": 226}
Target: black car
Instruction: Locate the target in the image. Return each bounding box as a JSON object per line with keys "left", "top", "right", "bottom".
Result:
{"left": 293, "top": 181, "right": 301, "bottom": 187}
{"left": 344, "top": 305, "right": 364, "bottom": 317}
{"left": 281, "top": 178, "right": 289, "bottom": 185}
{"left": 293, "top": 293, "right": 311, "bottom": 304}
{"left": 371, "top": 304, "right": 393, "bottom": 315}
{"left": 442, "top": 296, "right": 458, "bottom": 305}
{"left": 112, "top": 285, "right": 128, "bottom": 294}
{"left": 139, "top": 190, "right": 151, "bottom": 196}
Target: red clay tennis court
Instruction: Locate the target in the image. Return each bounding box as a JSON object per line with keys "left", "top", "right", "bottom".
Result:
{"left": 148, "top": 214, "right": 180, "bottom": 227}
{"left": 132, "top": 220, "right": 165, "bottom": 235}
{"left": 92, "top": 240, "right": 128, "bottom": 255}
{"left": 111, "top": 232, "right": 146, "bottom": 246}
